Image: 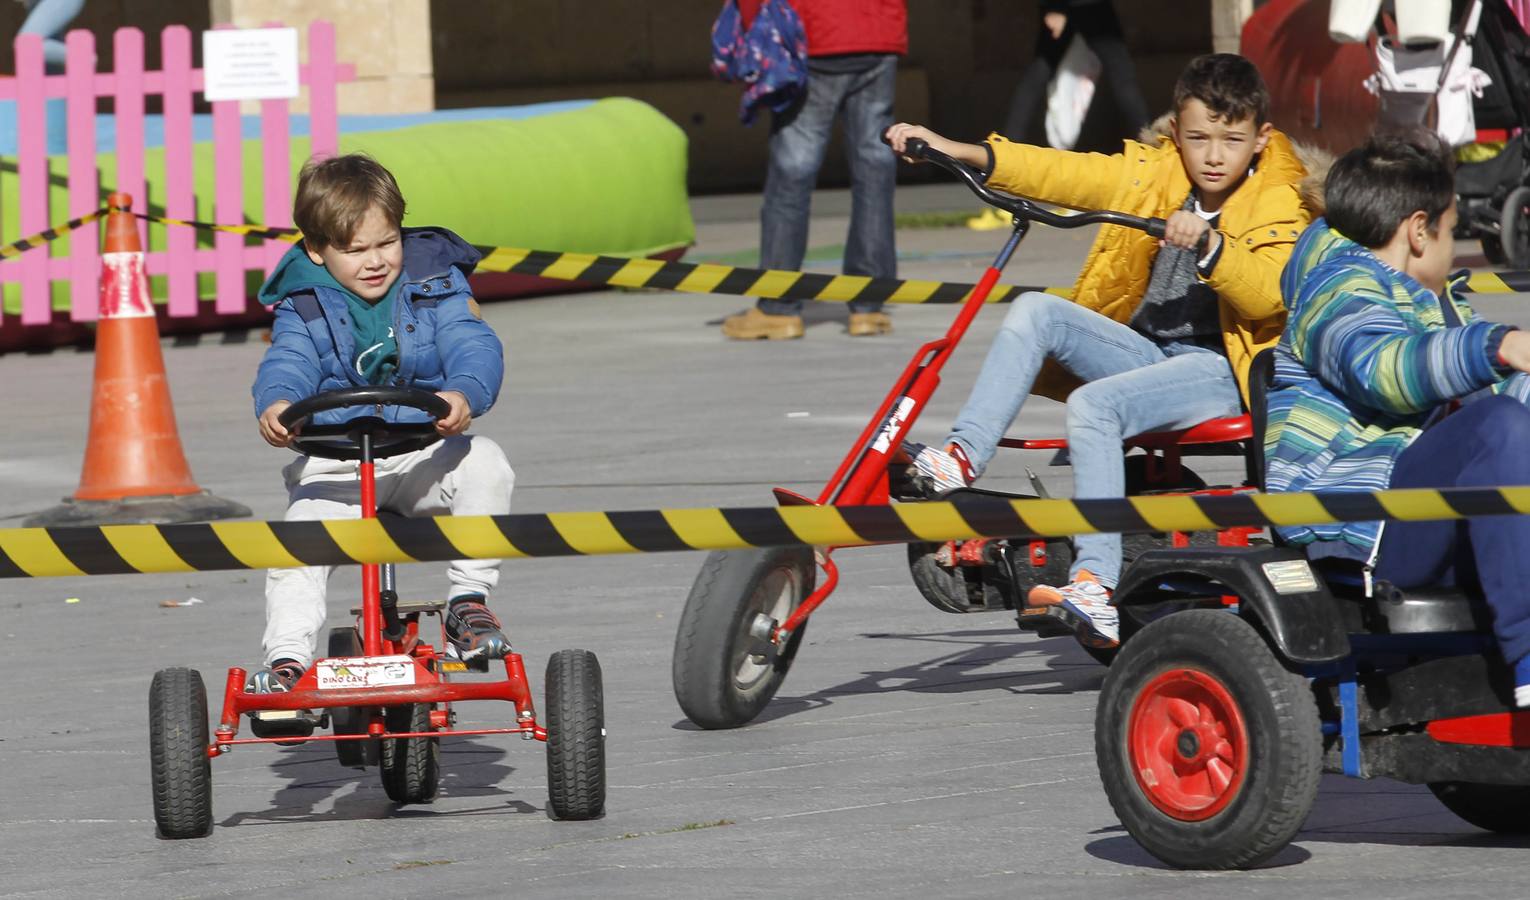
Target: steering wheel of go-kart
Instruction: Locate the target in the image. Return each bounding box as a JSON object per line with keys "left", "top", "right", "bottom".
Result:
{"left": 278, "top": 386, "right": 452, "bottom": 461}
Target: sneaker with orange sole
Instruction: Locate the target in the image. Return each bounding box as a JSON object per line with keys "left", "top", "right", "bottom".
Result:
{"left": 1027, "top": 570, "right": 1119, "bottom": 646}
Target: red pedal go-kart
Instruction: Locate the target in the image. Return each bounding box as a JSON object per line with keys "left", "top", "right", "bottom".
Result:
{"left": 148, "top": 386, "right": 606, "bottom": 839}
{"left": 670, "top": 138, "right": 1262, "bottom": 730}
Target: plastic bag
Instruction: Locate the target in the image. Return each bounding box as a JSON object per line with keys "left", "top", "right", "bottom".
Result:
{"left": 1045, "top": 35, "right": 1101, "bottom": 151}
{"left": 1365, "top": 34, "right": 1492, "bottom": 146}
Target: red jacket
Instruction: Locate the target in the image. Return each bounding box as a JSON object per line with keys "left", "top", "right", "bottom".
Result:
{"left": 738, "top": 0, "right": 907, "bottom": 57}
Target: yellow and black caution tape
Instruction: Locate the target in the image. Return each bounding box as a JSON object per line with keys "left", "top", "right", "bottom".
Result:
{"left": 0, "top": 206, "right": 111, "bottom": 260}
{"left": 4, "top": 485, "right": 1530, "bottom": 578}
{"left": 133, "top": 212, "right": 302, "bottom": 244}
{"left": 9, "top": 208, "right": 1530, "bottom": 301}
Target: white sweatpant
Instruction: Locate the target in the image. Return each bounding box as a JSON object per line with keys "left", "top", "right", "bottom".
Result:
{"left": 262, "top": 434, "right": 515, "bottom": 668}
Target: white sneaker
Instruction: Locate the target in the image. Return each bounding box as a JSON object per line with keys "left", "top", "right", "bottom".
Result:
{"left": 1030, "top": 571, "right": 1119, "bottom": 646}
{"left": 901, "top": 441, "right": 976, "bottom": 493}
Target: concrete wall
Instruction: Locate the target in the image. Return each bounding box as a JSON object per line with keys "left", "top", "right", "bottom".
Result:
{"left": 210, "top": 0, "right": 434, "bottom": 113}
{"left": 429, "top": 0, "right": 1217, "bottom": 192}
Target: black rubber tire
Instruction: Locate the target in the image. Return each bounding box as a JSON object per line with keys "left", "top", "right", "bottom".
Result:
{"left": 546, "top": 649, "right": 607, "bottom": 820}
{"left": 379, "top": 703, "right": 439, "bottom": 804}
{"left": 672, "top": 547, "right": 814, "bottom": 729}
{"left": 1500, "top": 185, "right": 1530, "bottom": 269}
{"left": 1095, "top": 610, "right": 1322, "bottom": 869}
{"left": 326, "top": 627, "right": 378, "bottom": 769}
{"left": 1482, "top": 232, "right": 1509, "bottom": 266}
{"left": 149, "top": 667, "right": 213, "bottom": 839}
{"left": 1429, "top": 782, "right": 1530, "bottom": 833}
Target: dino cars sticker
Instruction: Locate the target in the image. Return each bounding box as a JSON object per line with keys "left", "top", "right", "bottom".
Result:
{"left": 316, "top": 655, "right": 417, "bottom": 689}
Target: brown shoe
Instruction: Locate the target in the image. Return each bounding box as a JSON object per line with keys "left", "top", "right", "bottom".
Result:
{"left": 721, "top": 307, "right": 805, "bottom": 340}
{"left": 847, "top": 311, "right": 892, "bottom": 336}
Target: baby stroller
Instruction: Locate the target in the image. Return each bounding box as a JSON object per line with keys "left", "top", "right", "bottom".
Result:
{"left": 1450, "top": 0, "right": 1530, "bottom": 265}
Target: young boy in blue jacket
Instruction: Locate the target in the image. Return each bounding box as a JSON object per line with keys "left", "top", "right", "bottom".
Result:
{"left": 1266, "top": 133, "right": 1530, "bottom": 705}
{"left": 249, "top": 154, "right": 515, "bottom": 694}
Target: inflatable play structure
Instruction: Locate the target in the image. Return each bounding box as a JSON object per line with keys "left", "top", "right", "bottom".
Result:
{"left": 0, "top": 23, "right": 691, "bottom": 353}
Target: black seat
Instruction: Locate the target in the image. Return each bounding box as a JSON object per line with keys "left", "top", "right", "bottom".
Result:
{"left": 1249, "top": 348, "right": 1487, "bottom": 635}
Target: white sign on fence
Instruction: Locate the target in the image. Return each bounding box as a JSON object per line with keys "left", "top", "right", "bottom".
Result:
{"left": 201, "top": 27, "right": 300, "bottom": 102}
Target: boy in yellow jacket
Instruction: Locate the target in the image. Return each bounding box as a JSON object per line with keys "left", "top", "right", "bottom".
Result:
{"left": 884, "top": 53, "right": 1311, "bottom": 647}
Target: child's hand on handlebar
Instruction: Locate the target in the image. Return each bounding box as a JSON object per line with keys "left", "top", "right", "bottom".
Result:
{"left": 883, "top": 124, "right": 989, "bottom": 168}
{"left": 435, "top": 390, "right": 472, "bottom": 436}
{"left": 1162, "top": 210, "right": 1221, "bottom": 258}
{"left": 259, "top": 400, "right": 296, "bottom": 448}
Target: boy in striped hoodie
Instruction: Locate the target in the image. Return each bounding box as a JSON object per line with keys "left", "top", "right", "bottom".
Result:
{"left": 1266, "top": 133, "right": 1530, "bottom": 705}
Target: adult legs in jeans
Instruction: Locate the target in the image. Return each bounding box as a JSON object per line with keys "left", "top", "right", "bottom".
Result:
{"left": 1063, "top": 347, "right": 1241, "bottom": 586}
{"left": 948, "top": 291, "right": 1167, "bottom": 474}
{"left": 759, "top": 70, "right": 846, "bottom": 316}
{"left": 1375, "top": 394, "right": 1530, "bottom": 668}
{"left": 840, "top": 55, "right": 898, "bottom": 311}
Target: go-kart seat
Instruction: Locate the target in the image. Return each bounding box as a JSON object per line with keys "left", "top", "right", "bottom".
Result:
{"left": 1247, "top": 349, "right": 1489, "bottom": 636}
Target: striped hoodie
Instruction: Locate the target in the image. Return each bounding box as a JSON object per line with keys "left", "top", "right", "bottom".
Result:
{"left": 1264, "top": 219, "right": 1515, "bottom": 560}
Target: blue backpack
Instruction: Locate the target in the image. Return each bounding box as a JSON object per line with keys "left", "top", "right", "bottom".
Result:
{"left": 711, "top": 0, "right": 809, "bottom": 125}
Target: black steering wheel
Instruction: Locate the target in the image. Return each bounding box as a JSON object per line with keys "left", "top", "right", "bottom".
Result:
{"left": 278, "top": 386, "right": 452, "bottom": 460}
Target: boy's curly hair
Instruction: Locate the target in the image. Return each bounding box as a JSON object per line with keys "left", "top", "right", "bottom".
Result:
{"left": 293, "top": 154, "right": 406, "bottom": 251}
{"left": 1172, "top": 53, "right": 1271, "bottom": 126}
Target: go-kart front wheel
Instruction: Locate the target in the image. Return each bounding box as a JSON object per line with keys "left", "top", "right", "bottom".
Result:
{"left": 148, "top": 667, "right": 213, "bottom": 839}
{"left": 326, "top": 626, "right": 378, "bottom": 769}
{"left": 545, "top": 648, "right": 606, "bottom": 820}
{"left": 379, "top": 703, "right": 439, "bottom": 804}
{"left": 1429, "top": 781, "right": 1530, "bottom": 833}
{"left": 1095, "top": 610, "right": 1321, "bottom": 869}
{"left": 672, "top": 547, "right": 814, "bottom": 729}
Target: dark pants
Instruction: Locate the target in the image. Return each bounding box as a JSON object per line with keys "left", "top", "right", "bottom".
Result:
{"left": 1375, "top": 394, "right": 1530, "bottom": 664}
{"left": 758, "top": 55, "right": 898, "bottom": 315}
{"left": 1001, "top": 1, "right": 1150, "bottom": 145}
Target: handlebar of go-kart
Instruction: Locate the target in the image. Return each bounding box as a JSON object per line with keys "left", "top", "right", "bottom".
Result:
{"left": 278, "top": 385, "right": 452, "bottom": 461}
{"left": 890, "top": 135, "right": 1168, "bottom": 239}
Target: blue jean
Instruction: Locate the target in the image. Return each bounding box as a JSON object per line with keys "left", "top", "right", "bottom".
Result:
{"left": 948, "top": 292, "right": 1243, "bottom": 586}
{"left": 1375, "top": 391, "right": 1530, "bottom": 666}
{"left": 759, "top": 55, "right": 897, "bottom": 315}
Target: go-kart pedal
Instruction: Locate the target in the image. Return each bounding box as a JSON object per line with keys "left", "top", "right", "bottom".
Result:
{"left": 248, "top": 708, "right": 324, "bottom": 740}
{"left": 1015, "top": 603, "right": 1080, "bottom": 638}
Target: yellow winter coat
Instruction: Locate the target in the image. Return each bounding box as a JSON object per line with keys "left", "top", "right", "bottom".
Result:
{"left": 984, "top": 129, "right": 1311, "bottom": 406}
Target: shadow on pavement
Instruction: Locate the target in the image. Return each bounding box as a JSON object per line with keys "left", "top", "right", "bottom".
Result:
{"left": 1085, "top": 775, "right": 1530, "bottom": 870}
{"left": 218, "top": 736, "right": 539, "bottom": 828}
{"left": 671, "top": 626, "right": 1107, "bottom": 729}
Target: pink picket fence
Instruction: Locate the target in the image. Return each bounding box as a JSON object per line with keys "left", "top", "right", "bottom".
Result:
{"left": 0, "top": 21, "right": 354, "bottom": 331}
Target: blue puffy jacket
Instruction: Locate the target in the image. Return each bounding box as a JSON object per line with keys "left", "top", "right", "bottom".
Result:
{"left": 252, "top": 227, "right": 504, "bottom": 427}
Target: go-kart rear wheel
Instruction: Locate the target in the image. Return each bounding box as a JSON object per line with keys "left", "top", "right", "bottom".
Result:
{"left": 379, "top": 703, "right": 439, "bottom": 804}
{"left": 1095, "top": 610, "right": 1321, "bottom": 869}
{"left": 1500, "top": 185, "right": 1530, "bottom": 269}
{"left": 326, "top": 626, "right": 378, "bottom": 769}
{"left": 148, "top": 667, "right": 212, "bottom": 839}
{"left": 545, "top": 649, "right": 606, "bottom": 820}
{"left": 672, "top": 547, "right": 814, "bottom": 729}
{"left": 1428, "top": 781, "right": 1530, "bottom": 833}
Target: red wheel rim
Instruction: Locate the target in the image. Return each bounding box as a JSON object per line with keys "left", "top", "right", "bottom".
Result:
{"left": 1127, "top": 667, "right": 1249, "bottom": 821}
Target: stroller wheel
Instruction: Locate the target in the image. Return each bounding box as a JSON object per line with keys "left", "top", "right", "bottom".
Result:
{"left": 1499, "top": 185, "right": 1530, "bottom": 269}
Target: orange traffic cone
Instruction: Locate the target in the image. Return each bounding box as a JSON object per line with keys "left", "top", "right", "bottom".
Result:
{"left": 26, "top": 194, "right": 249, "bottom": 526}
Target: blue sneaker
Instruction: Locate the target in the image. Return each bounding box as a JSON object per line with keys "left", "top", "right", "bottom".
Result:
{"left": 246, "top": 659, "right": 304, "bottom": 694}
{"left": 1515, "top": 656, "right": 1530, "bottom": 708}
{"left": 445, "top": 595, "right": 511, "bottom": 661}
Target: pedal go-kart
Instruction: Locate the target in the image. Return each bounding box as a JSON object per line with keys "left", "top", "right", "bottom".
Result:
{"left": 1094, "top": 356, "right": 1530, "bottom": 869}
{"left": 148, "top": 386, "right": 606, "bottom": 839}
{"left": 670, "top": 138, "right": 1262, "bottom": 730}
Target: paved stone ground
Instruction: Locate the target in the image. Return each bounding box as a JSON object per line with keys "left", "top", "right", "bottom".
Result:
{"left": 2, "top": 185, "right": 1529, "bottom": 899}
